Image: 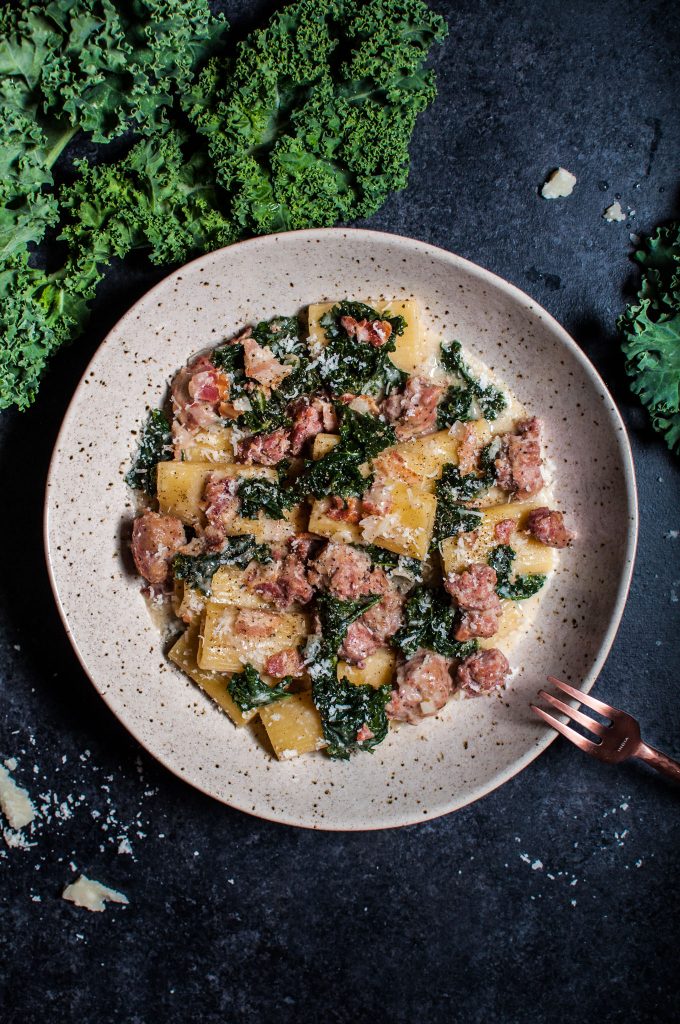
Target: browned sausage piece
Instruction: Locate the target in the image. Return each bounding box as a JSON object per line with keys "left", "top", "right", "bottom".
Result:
{"left": 131, "top": 510, "right": 186, "bottom": 585}
{"left": 526, "top": 507, "right": 575, "bottom": 548}
{"left": 456, "top": 648, "right": 510, "bottom": 696}
{"left": 386, "top": 650, "right": 454, "bottom": 723}
{"left": 381, "top": 377, "right": 445, "bottom": 440}
{"left": 495, "top": 417, "right": 544, "bottom": 499}
{"left": 264, "top": 648, "right": 305, "bottom": 678}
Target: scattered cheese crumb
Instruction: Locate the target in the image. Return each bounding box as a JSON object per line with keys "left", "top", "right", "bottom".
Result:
{"left": 117, "top": 837, "right": 133, "bottom": 856}
{"left": 0, "top": 763, "right": 36, "bottom": 830}
{"left": 4, "top": 757, "right": 17, "bottom": 771}
{"left": 541, "top": 168, "right": 577, "bottom": 199}
{"left": 603, "top": 201, "right": 626, "bottom": 223}
{"left": 62, "top": 875, "right": 129, "bottom": 913}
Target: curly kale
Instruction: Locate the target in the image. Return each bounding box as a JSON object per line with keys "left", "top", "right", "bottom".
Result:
{"left": 359, "top": 544, "right": 424, "bottom": 582}
{"left": 237, "top": 477, "right": 297, "bottom": 521}
{"left": 307, "top": 592, "right": 390, "bottom": 759}
{"left": 315, "top": 301, "right": 408, "bottom": 395}
{"left": 618, "top": 222, "right": 680, "bottom": 454}
{"left": 431, "top": 463, "right": 489, "bottom": 552}
{"left": 1, "top": 0, "right": 447, "bottom": 411}
{"left": 438, "top": 340, "right": 507, "bottom": 427}
{"left": 252, "top": 315, "right": 305, "bottom": 360}
{"left": 228, "top": 664, "right": 292, "bottom": 713}
{"left": 172, "top": 536, "right": 271, "bottom": 595}
{"left": 125, "top": 410, "right": 172, "bottom": 496}
{"left": 294, "top": 406, "right": 397, "bottom": 499}
{"left": 487, "top": 544, "right": 546, "bottom": 601}
{"left": 393, "top": 585, "right": 478, "bottom": 660}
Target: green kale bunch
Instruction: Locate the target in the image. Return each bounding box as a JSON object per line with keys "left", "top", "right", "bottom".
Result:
{"left": 619, "top": 222, "right": 680, "bottom": 455}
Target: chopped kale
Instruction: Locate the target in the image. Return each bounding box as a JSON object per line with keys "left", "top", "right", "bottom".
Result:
{"left": 172, "top": 536, "right": 271, "bottom": 595}
{"left": 313, "top": 672, "right": 392, "bottom": 760}
{"left": 438, "top": 340, "right": 507, "bottom": 427}
{"left": 125, "top": 409, "right": 172, "bottom": 496}
{"left": 211, "top": 343, "right": 243, "bottom": 372}
{"left": 315, "top": 300, "right": 408, "bottom": 396}
{"left": 488, "top": 544, "right": 546, "bottom": 600}
{"left": 294, "top": 407, "right": 397, "bottom": 499}
{"left": 438, "top": 462, "right": 492, "bottom": 503}
{"left": 394, "top": 585, "right": 479, "bottom": 660}
{"left": 315, "top": 591, "right": 382, "bottom": 656}
{"left": 360, "top": 544, "right": 424, "bottom": 582}
{"left": 305, "top": 593, "right": 391, "bottom": 759}
{"left": 227, "top": 664, "right": 292, "bottom": 713}
{"left": 430, "top": 457, "right": 500, "bottom": 551}
{"left": 237, "top": 478, "right": 296, "bottom": 520}
{"left": 235, "top": 356, "right": 320, "bottom": 434}
{"left": 252, "top": 315, "right": 305, "bottom": 359}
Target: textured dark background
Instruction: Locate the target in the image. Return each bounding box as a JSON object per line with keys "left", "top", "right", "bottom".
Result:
{"left": 1, "top": 2, "right": 679, "bottom": 1022}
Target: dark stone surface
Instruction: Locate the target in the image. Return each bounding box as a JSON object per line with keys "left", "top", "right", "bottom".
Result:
{"left": 1, "top": 2, "right": 679, "bottom": 1022}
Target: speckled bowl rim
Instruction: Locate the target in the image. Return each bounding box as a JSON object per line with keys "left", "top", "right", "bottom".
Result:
{"left": 44, "top": 228, "right": 638, "bottom": 830}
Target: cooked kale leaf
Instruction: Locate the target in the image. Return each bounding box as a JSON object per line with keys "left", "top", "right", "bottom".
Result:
{"left": 394, "top": 585, "right": 479, "bottom": 659}
{"left": 172, "top": 535, "right": 271, "bottom": 595}
{"left": 488, "top": 544, "right": 546, "bottom": 600}
{"left": 235, "top": 356, "right": 320, "bottom": 434}
{"left": 315, "top": 301, "right": 408, "bottom": 396}
{"left": 360, "top": 544, "right": 423, "bottom": 581}
{"left": 237, "top": 477, "right": 296, "bottom": 520}
{"left": 306, "top": 592, "right": 391, "bottom": 759}
{"left": 228, "top": 664, "right": 292, "bottom": 712}
{"left": 125, "top": 410, "right": 172, "bottom": 495}
{"left": 212, "top": 343, "right": 244, "bottom": 372}
{"left": 294, "top": 407, "right": 396, "bottom": 499}
{"left": 438, "top": 340, "right": 507, "bottom": 426}
{"left": 252, "top": 315, "right": 305, "bottom": 359}
{"left": 431, "top": 464, "right": 486, "bottom": 552}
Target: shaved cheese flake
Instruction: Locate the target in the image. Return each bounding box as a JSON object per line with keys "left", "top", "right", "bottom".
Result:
{"left": 541, "top": 168, "right": 576, "bottom": 199}
{"left": 0, "top": 763, "right": 36, "bottom": 830}
{"left": 62, "top": 875, "right": 129, "bottom": 913}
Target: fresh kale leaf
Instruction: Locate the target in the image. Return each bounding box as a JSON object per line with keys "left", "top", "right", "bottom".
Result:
{"left": 394, "top": 585, "right": 479, "bottom": 660}
{"left": 125, "top": 410, "right": 172, "bottom": 495}
{"left": 315, "top": 300, "right": 408, "bottom": 396}
{"left": 237, "top": 477, "right": 296, "bottom": 520}
{"left": 488, "top": 544, "right": 546, "bottom": 600}
{"left": 172, "top": 535, "right": 271, "bottom": 595}
{"left": 438, "top": 340, "right": 507, "bottom": 427}
{"left": 227, "top": 663, "right": 292, "bottom": 712}
{"left": 294, "top": 407, "right": 397, "bottom": 499}
{"left": 618, "top": 222, "right": 680, "bottom": 454}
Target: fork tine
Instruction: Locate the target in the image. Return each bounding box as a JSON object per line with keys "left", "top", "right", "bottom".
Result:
{"left": 530, "top": 704, "right": 599, "bottom": 752}
{"left": 547, "top": 676, "right": 615, "bottom": 717}
{"left": 538, "top": 689, "right": 609, "bottom": 739}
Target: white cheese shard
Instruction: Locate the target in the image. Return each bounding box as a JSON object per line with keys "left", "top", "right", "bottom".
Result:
{"left": 0, "top": 763, "right": 36, "bottom": 830}
{"left": 62, "top": 874, "right": 129, "bottom": 913}
{"left": 603, "top": 201, "right": 626, "bottom": 223}
{"left": 541, "top": 168, "right": 577, "bottom": 199}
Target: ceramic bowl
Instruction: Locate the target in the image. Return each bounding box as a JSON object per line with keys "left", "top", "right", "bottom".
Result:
{"left": 44, "top": 228, "right": 637, "bottom": 830}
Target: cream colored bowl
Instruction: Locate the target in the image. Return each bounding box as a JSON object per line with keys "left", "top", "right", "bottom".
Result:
{"left": 44, "top": 229, "right": 637, "bottom": 830}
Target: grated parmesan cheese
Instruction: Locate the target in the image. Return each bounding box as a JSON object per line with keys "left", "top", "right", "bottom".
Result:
{"left": 62, "top": 874, "right": 129, "bottom": 913}
{"left": 0, "top": 763, "right": 36, "bottom": 830}
{"left": 541, "top": 168, "right": 577, "bottom": 199}
{"left": 603, "top": 201, "right": 626, "bottom": 223}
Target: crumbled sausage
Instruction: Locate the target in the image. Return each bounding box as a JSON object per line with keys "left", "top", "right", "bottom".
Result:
{"left": 526, "top": 507, "right": 574, "bottom": 548}
{"left": 246, "top": 554, "right": 313, "bottom": 610}
{"left": 386, "top": 650, "right": 453, "bottom": 723}
{"left": 456, "top": 648, "right": 510, "bottom": 696}
{"left": 338, "top": 590, "right": 404, "bottom": 665}
{"left": 381, "top": 377, "right": 444, "bottom": 440}
{"left": 495, "top": 417, "right": 544, "bottom": 499}
{"left": 288, "top": 397, "right": 338, "bottom": 455}
{"left": 202, "top": 474, "right": 240, "bottom": 549}
{"left": 237, "top": 427, "right": 291, "bottom": 466}
{"left": 131, "top": 511, "right": 186, "bottom": 585}
{"left": 264, "top": 648, "right": 305, "bottom": 678}
{"left": 445, "top": 563, "right": 502, "bottom": 640}
{"left": 308, "top": 542, "right": 388, "bottom": 600}
{"left": 493, "top": 518, "right": 516, "bottom": 544}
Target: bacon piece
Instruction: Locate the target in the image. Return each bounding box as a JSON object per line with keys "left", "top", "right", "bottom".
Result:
{"left": 308, "top": 542, "right": 388, "bottom": 601}
{"left": 264, "top": 647, "right": 305, "bottom": 678}
{"left": 457, "top": 423, "right": 481, "bottom": 475}
{"left": 242, "top": 336, "right": 292, "bottom": 390}
{"left": 237, "top": 427, "right": 291, "bottom": 466}
{"left": 340, "top": 315, "right": 393, "bottom": 348}
{"left": 326, "top": 497, "right": 363, "bottom": 523}
{"left": 337, "top": 393, "right": 382, "bottom": 416}
{"left": 386, "top": 650, "right": 453, "bottom": 723}
{"left": 526, "top": 507, "right": 574, "bottom": 548}
{"left": 171, "top": 354, "right": 229, "bottom": 433}
{"left": 445, "top": 563, "right": 502, "bottom": 641}
{"left": 382, "top": 377, "right": 444, "bottom": 440}
{"left": 456, "top": 648, "right": 510, "bottom": 696}
{"left": 339, "top": 590, "right": 403, "bottom": 665}
{"left": 289, "top": 533, "right": 321, "bottom": 563}
{"left": 356, "top": 723, "right": 375, "bottom": 743}
{"left": 201, "top": 474, "right": 240, "bottom": 550}
{"left": 494, "top": 518, "right": 516, "bottom": 544}
{"left": 246, "top": 554, "right": 313, "bottom": 610}
{"left": 233, "top": 609, "right": 281, "bottom": 639}
{"left": 131, "top": 511, "right": 185, "bottom": 585}
{"left": 495, "top": 417, "right": 544, "bottom": 499}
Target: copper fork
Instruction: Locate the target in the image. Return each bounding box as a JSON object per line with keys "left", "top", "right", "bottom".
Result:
{"left": 531, "top": 677, "right": 680, "bottom": 783}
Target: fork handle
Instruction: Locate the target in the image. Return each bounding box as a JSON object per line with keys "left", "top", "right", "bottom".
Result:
{"left": 636, "top": 743, "right": 680, "bottom": 783}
